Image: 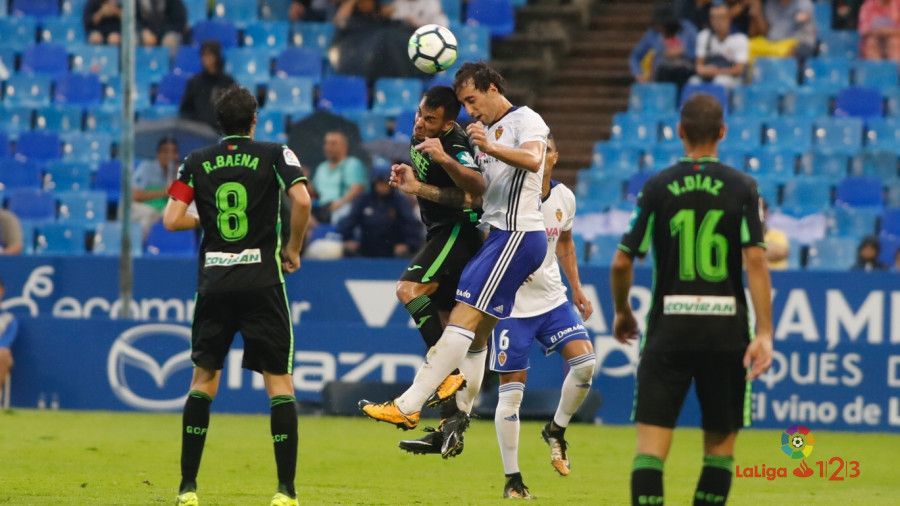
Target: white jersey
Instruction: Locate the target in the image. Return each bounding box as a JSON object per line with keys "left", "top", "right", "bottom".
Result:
{"left": 476, "top": 106, "right": 549, "bottom": 232}
{"left": 510, "top": 181, "right": 576, "bottom": 317}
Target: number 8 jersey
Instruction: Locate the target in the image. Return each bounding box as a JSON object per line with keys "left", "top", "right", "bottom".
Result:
{"left": 617, "top": 157, "right": 765, "bottom": 352}
{"left": 168, "top": 135, "right": 308, "bottom": 294}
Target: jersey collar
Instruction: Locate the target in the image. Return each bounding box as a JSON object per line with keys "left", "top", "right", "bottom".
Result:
{"left": 488, "top": 105, "right": 519, "bottom": 127}
{"left": 221, "top": 135, "right": 251, "bottom": 142}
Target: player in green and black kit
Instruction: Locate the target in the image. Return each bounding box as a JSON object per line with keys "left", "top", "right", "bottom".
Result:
{"left": 164, "top": 86, "right": 312, "bottom": 506}
{"left": 611, "top": 94, "right": 774, "bottom": 506}
{"left": 390, "top": 86, "right": 486, "bottom": 457}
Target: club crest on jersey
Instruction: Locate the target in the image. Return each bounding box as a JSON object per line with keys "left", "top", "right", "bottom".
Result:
{"left": 556, "top": 208, "right": 563, "bottom": 222}
{"left": 494, "top": 126, "right": 504, "bottom": 140}
{"left": 497, "top": 351, "right": 507, "bottom": 366}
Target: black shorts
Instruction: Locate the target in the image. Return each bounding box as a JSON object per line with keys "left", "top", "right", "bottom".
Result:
{"left": 191, "top": 284, "right": 294, "bottom": 374}
{"left": 633, "top": 349, "right": 750, "bottom": 433}
{"left": 400, "top": 222, "right": 483, "bottom": 310}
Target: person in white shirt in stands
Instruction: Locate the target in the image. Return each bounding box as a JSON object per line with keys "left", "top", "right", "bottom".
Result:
{"left": 690, "top": 3, "right": 749, "bottom": 89}
{"left": 383, "top": 0, "right": 449, "bottom": 28}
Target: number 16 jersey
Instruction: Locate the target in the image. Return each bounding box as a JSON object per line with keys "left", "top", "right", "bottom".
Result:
{"left": 617, "top": 158, "right": 765, "bottom": 352}
{"left": 168, "top": 135, "right": 308, "bottom": 294}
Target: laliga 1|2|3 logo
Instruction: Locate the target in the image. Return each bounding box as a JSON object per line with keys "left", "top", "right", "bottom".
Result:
{"left": 735, "top": 425, "right": 861, "bottom": 481}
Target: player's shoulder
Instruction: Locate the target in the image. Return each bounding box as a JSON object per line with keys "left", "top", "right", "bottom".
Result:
{"left": 442, "top": 123, "right": 472, "bottom": 147}
{"left": 507, "top": 106, "right": 545, "bottom": 124}
{"left": 549, "top": 180, "right": 575, "bottom": 203}
{"left": 714, "top": 162, "right": 757, "bottom": 191}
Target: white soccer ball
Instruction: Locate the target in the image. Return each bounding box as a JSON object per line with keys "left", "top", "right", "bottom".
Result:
{"left": 792, "top": 436, "right": 804, "bottom": 448}
{"left": 408, "top": 24, "right": 458, "bottom": 74}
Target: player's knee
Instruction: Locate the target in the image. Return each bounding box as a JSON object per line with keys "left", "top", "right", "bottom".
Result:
{"left": 0, "top": 348, "right": 12, "bottom": 369}
{"left": 395, "top": 281, "right": 422, "bottom": 304}
{"left": 495, "top": 382, "right": 524, "bottom": 417}
{"left": 568, "top": 353, "right": 596, "bottom": 385}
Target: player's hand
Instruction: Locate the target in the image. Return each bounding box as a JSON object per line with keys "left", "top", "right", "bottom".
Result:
{"left": 414, "top": 138, "right": 450, "bottom": 165}
{"left": 743, "top": 336, "right": 773, "bottom": 380}
{"left": 613, "top": 310, "right": 640, "bottom": 344}
{"left": 390, "top": 163, "right": 418, "bottom": 194}
{"left": 466, "top": 121, "right": 491, "bottom": 153}
{"left": 281, "top": 248, "right": 301, "bottom": 274}
{"left": 572, "top": 288, "right": 594, "bottom": 321}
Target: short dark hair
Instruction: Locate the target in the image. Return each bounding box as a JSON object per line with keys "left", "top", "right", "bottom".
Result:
{"left": 156, "top": 136, "right": 177, "bottom": 151}
{"left": 214, "top": 86, "right": 258, "bottom": 136}
{"left": 680, "top": 93, "right": 724, "bottom": 145}
{"left": 547, "top": 132, "right": 556, "bottom": 152}
{"left": 421, "top": 86, "right": 461, "bottom": 122}
{"left": 453, "top": 61, "right": 506, "bottom": 95}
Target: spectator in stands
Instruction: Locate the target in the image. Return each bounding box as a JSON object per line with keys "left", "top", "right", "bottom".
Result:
{"left": 679, "top": 0, "right": 713, "bottom": 30}
{"left": 179, "top": 42, "right": 237, "bottom": 131}
{"left": 333, "top": 0, "right": 387, "bottom": 28}
{"left": 725, "top": 0, "right": 754, "bottom": 34}
{"left": 337, "top": 167, "right": 421, "bottom": 258}
{"left": 85, "top": 0, "right": 123, "bottom": 45}
{"left": 629, "top": 4, "right": 698, "bottom": 87}
{"left": 133, "top": 137, "right": 179, "bottom": 237}
{"left": 747, "top": 0, "right": 817, "bottom": 60}
{"left": 332, "top": 0, "right": 419, "bottom": 77}
{"left": 834, "top": 0, "right": 864, "bottom": 29}
{"left": 762, "top": 199, "right": 789, "bottom": 270}
{"left": 690, "top": 2, "right": 749, "bottom": 88}
{"left": 0, "top": 277, "right": 18, "bottom": 395}
{"left": 859, "top": 0, "right": 900, "bottom": 61}
{"left": 382, "top": 0, "right": 449, "bottom": 28}
{"left": 311, "top": 131, "right": 368, "bottom": 224}
{"left": 138, "top": 0, "right": 188, "bottom": 52}
{"left": 853, "top": 235, "right": 889, "bottom": 270}
{"left": 0, "top": 209, "right": 23, "bottom": 255}
{"left": 894, "top": 247, "right": 900, "bottom": 271}
{"left": 289, "top": 0, "right": 334, "bottom": 21}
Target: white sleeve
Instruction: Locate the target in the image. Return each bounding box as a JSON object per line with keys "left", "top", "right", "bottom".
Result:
{"left": 562, "top": 186, "right": 576, "bottom": 232}
{"left": 733, "top": 34, "right": 749, "bottom": 64}
{"left": 696, "top": 30, "right": 709, "bottom": 59}
{"left": 515, "top": 108, "right": 549, "bottom": 146}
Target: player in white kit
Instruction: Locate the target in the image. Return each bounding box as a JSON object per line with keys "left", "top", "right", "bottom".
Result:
{"left": 359, "top": 63, "right": 550, "bottom": 457}
{"left": 490, "top": 134, "right": 597, "bottom": 499}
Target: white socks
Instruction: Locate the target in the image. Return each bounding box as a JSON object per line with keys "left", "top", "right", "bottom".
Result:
{"left": 455, "top": 346, "right": 487, "bottom": 414}
{"left": 553, "top": 353, "right": 596, "bottom": 428}
{"left": 495, "top": 382, "right": 524, "bottom": 475}
{"left": 395, "top": 325, "right": 474, "bottom": 414}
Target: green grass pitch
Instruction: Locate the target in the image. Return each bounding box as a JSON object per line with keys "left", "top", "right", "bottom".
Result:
{"left": 0, "top": 409, "right": 896, "bottom": 505}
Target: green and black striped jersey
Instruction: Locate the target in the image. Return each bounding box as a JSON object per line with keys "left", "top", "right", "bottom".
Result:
{"left": 618, "top": 157, "right": 765, "bottom": 352}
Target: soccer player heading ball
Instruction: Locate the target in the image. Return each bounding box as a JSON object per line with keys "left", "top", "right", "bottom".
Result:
{"left": 611, "top": 93, "right": 774, "bottom": 506}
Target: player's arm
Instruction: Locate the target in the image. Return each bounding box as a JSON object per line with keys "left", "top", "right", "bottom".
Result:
{"left": 414, "top": 138, "right": 486, "bottom": 197}
{"left": 163, "top": 161, "right": 200, "bottom": 231}
{"left": 390, "top": 163, "right": 479, "bottom": 209}
{"left": 466, "top": 122, "right": 545, "bottom": 173}
{"left": 610, "top": 184, "right": 655, "bottom": 343}
{"left": 741, "top": 183, "right": 773, "bottom": 379}
{"left": 282, "top": 182, "right": 312, "bottom": 273}
{"left": 557, "top": 229, "right": 593, "bottom": 320}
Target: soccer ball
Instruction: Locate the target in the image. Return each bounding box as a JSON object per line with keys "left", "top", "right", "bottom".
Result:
{"left": 408, "top": 24, "right": 457, "bottom": 74}
{"left": 792, "top": 436, "right": 804, "bottom": 448}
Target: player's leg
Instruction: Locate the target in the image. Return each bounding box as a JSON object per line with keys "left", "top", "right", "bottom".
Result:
{"left": 0, "top": 347, "right": 12, "bottom": 391}
{"left": 397, "top": 280, "right": 444, "bottom": 348}
{"left": 691, "top": 350, "right": 747, "bottom": 506}
{"left": 633, "top": 423, "right": 675, "bottom": 506}
{"left": 264, "top": 373, "right": 299, "bottom": 506}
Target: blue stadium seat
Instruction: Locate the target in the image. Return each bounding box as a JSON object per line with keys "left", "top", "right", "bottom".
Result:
{"left": 346, "top": 111, "right": 388, "bottom": 142}
{"left": 719, "top": 149, "right": 750, "bottom": 171}
{"left": 57, "top": 190, "right": 107, "bottom": 225}
{"left": 625, "top": 171, "right": 652, "bottom": 202}
{"left": 806, "top": 236, "right": 857, "bottom": 270}
{"left": 0, "top": 159, "right": 41, "bottom": 190}
{"left": 0, "top": 106, "right": 33, "bottom": 135}
{"left": 588, "top": 236, "right": 623, "bottom": 266}
{"left": 835, "top": 176, "right": 883, "bottom": 208}
{"left": 803, "top": 57, "right": 851, "bottom": 92}
{"left": 103, "top": 76, "right": 152, "bottom": 109}
{"left": 243, "top": 21, "right": 289, "bottom": 48}
{"left": 372, "top": 78, "right": 423, "bottom": 116}
{"left": 834, "top": 86, "right": 883, "bottom": 119}
{"left": 813, "top": 117, "right": 863, "bottom": 154}
{"left": 656, "top": 113, "right": 680, "bottom": 145}
{"left": 264, "top": 77, "right": 315, "bottom": 115}
{"left": 781, "top": 177, "right": 831, "bottom": 216}
{"left": 173, "top": 45, "right": 201, "bottom": 74}
{"left": 454, "top": 24, "right": 491, "bottom": 56}
{"left": 764, "top": 117, "right": 813, "bottom": 151}
{"left": 212, "top": 0, "right": 259, "bottom": 25}
{"left": 0, "top": 131, "right": 8, "bottom": 159}
{"left": 752, "top": 58, "right": 798, "bottom": 88}
{"left": 830, "top": 205, "right": 879, "bottom": 238}
{"left": 92, "top": 222, "right": 143, "bottom": 256}
{"left": 21, "top": 43, "right": 68, "bottom": 76}
{"left": 853, "top": 60, "right": 899, "bottom": 90}
{"left": 61, "top": 0, "right": 87, "bottom": 18}
{"left": 782, "top": 87, "right": 831, "bottom": 118}
{"left": 146, "top": 221, "right": 197, "bottom": 256}
{"left": 16, "top": 130, "right": 61, "bottom": 162}
{"left": 628, "top": 83, "right": 677, "bottom": 113}
{"left": 156, "top": 73, "right": 190, "bottom": 105}
{"left": 274, "top": 47, "right": 322, "bottom": 80}
{"left": 34, "top": 105, "right": 83, "bottom": 133}
{"left": 256, "top": 109, "right": 287, "bottom": 143}
{"left": 885, "top": 87, "right": 900, "bottom": 118}
{"left": 318, "top": 75, "right": 368, "bottom": 113}
{"left": 880, "top": 208, "right": 900, "bottom": 236}
{"left": 730, "top": 85, "right": 782, "bottom": 117}
{"left": 93, "top": 159, "right": 121, "bottom": 204}
{"left": 611, "top": 112, "right": 660, "bottom": 147}
{"left": 226, "top": 47, "right": 275, "bottom": 87}
{"left": 291, "top": 22, "right": 334, "bottom": 51}
{"left": 0, "top": 17, "right": 37, "bottom": 51}
{"left": 853, "top": 150, "right": 898, "bottom": 181}
{"left": 680, "top": 82, "right": 728, "bottom": 112}
{"left": 467, "top": 0, "right": 515, "bottom": 37}
{"left": 61, "top": 132, "right": 113, "bottom": 163}
{"left": 136, "top": 46, "right": 171, "bottom": 85}
{"left": 85, "top": 106, "right": 123, "bottom": 133}
{"left": 55, "top": 72, "right": 104, "bottom": 106}
{"left": 40, "top": 18, "right": 84, "bottom": 44}
{"left": 191, "top": 20, "right": 238, "bottom": 48}
{"left": 11, "top": 0, "right": 58, "bottom": 17}
{"left": 646, "top": 140, "right": 682, "bottom": 170}
{"left": 35, "top": 223, "right": 86, "bottom": 255}
{"left": 184, "top": 0, "right": 208, "bottom": 24}
{"left": 0, "top": 47, "right": 16, "bottom": 75}
{"left": 7, "top": 188, "right": 55, "bottom": 219}
{"left": 591, "top": 142, "right": 642, "bottom": 175}
{"left": 747, "top": 147, "right": 797, "bottom": 182}
{"left": 799, "top": 150, "right": 849, "bottom": 182}
{"left": 443, "top": 0, "right": 462, "bottom": 22}
{"left": 721, "top": 117, "right": 762, "bottom": 149}
{"left": 3, "top": 74, "right": 52, "bottom": 107}
{"left": 864, "top": 118, "right": 900, "bottom": 151}
{"left": 138, "top": 105, "right": 179, "bottom": 121}
{"left": 878, "top": 232, "right": 900, "bottom": 265}
{"left": 44, "top": 161, "right": 91, "bottom": 192}
{"left": 70, "top": 45, "right": 119, "bottom": 79}
{"left": 817, "top": 30, "right": 859, "bottom": 58}
{"left": 888, "top": 186, "right": 900, "bottom": 208}
{"left": 394, "top": 109, "right": 416, "bottom": 139}
{"left": 577, "top": 175, "right": 623, "bottom": 208}
{"left": 814, "top": 0, "right": 832, "bottom": 33}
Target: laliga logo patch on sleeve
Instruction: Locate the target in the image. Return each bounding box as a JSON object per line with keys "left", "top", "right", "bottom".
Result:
{"left": 456, "top": 150, "right": 477, "bottom": 168}
{"left": 283, "top": 148, "right": 302, "bottom": 168}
